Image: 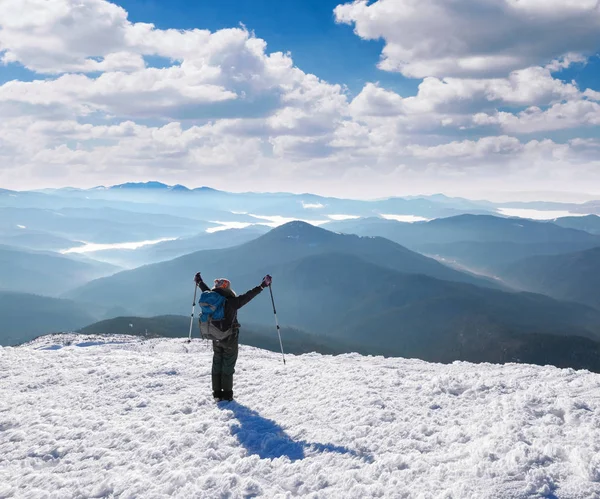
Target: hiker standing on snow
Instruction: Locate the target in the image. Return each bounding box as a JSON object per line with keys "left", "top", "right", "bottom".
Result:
{"left": 194, "top": 272, "right": 272, "bottom": 402}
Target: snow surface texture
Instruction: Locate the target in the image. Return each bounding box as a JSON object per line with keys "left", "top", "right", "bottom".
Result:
{"left": 2, "top": 334, "right": 600, "bottom": 499}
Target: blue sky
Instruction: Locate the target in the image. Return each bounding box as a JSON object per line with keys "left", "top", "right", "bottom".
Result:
{"left": 116, "top": 0, "right": 421, "bottom": 96}
{"left": 1, "top": 0, "right": 600, "bottom": 198}
{"left": 0, "top": 0, "right": 423, "bottom": 96}
{"left": 4, "top": 0, "right": 598, "bottom": 97}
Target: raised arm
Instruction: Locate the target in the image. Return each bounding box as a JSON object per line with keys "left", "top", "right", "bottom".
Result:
{"left": 229, "top": 285, "right": 263, "bottom": 310}
{"left": 194, "top": 272, "right": 211, "bottom": 292}
{"left": 229, "top": 275, "right": 272, "bottom": 310}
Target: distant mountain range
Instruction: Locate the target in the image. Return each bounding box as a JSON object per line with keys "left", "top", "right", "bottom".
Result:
{"left": 498, "top": 246, "right": 600, "bottom": 310}
{"left": 96, "top": 182, "right": 219, "bottom": 192}
{"left": 328, "top": 214, "right": 600, "bottom": 285}
{"left": 78, "top": 316, "right": 356, "bottom": 356}
{"left": 87, "top": 227, "right": 270, "bottom": 268}
{"left": 64, "top": 220, "right": 504, "bottom": 313}
{"left": 552, "top": 215, "right": 600, "bottom": 235}
{"left": 6, "top": 183, "right": 600, "bottom": 229}
{"left": 327, "top": 214, "right": 600, "bottom": 247}
{"left": 0, "top": 206, "right": 208, "bottom": 244}
{"left": 0, "top": 245, "right": 119, "bottom": 296}
{"left": 78, "top": 302, "right": 600, "bottom": 374}
{"left": 5, "top": 184, "right": 600, "bottom": 372}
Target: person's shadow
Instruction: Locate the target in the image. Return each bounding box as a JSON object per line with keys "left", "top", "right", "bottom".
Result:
{"left": 221, "top": 401, "right": 373, "bottom": 463}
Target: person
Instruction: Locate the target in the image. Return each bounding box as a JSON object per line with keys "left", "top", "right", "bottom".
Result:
{"left": 194, "top": 272, "right": 272, "bottom": 402}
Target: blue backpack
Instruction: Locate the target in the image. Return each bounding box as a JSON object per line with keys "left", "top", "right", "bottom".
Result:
{"left": 198, "top": 291, "right": 233, "bottom": 341}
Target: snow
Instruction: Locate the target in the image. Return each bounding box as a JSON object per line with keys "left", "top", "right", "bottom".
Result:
{"left": 2, "top": 334, "right": 600, "bottom": 498}
{"left": 59, "top": 238, "right": 177, "bottom": 254}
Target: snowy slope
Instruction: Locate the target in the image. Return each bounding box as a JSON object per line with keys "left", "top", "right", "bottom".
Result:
{"left": 1, "top": 335, "right": 600, "bottom": 499}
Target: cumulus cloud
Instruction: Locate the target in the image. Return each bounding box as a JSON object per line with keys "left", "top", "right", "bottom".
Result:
{"left": 334, "top": 0, "right": 600, "bottom": 78}
{"left": 0, "top": 0, "right": 599, "bottom": 197}
{"left": 474, "top": 100, "right": 600, "bottom": 133}
{"left": 0, "top": 0, "right": 345, "bottom": 120}
{"left": 407, "top": 136, "right": 523, "bottom": 159}
{"left": 0, "top": 0, "right": 136, "bottom": 73}
{"left": 0, "top": 72, "right": 237, "bottom": 119}
{"left": 351, "top": 66, "right": 582, "bottom": 119}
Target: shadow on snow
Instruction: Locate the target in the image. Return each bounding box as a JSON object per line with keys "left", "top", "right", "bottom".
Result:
{"left": 222, "top": 401, "right": 373, "bottom": 463}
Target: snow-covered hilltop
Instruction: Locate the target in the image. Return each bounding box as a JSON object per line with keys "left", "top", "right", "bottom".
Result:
{"left": 2, "top": 335, "right": 600, "bottom": 498}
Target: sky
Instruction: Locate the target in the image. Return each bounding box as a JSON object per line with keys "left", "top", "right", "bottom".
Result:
{"left": 2, "top": 333, "right": 600, "bottom": 497}
{"left": 1, "top": 0, "right": 600, "bottom": 199}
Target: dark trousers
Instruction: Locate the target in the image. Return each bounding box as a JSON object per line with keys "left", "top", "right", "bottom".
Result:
{"left": 212, "top": 339, "right": 239, "bottom": 393}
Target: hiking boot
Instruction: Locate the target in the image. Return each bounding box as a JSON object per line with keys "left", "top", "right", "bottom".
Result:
{"left": 221, "top": 390, "right": 233, "bottom": 401}
{"left": 213, "top": 390, "right": 223, "bottom": 401}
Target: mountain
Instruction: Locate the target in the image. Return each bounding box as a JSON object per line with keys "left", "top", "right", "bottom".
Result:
{"left": 108, "top": 182, "right": 212, "bottom": 192}
{"left": 327, "top": 215, "right": 600, "bottom": 275}
{"left": 86, "top": 227, "right": 269, "bottom": 268}
{"left": 418, "top": 240, "right": 600, "bottom": 275}
{"left": 110, "top": 181, "right": 172, "bottom": 190}
{"left": 65, "top": 221, "right": 505, "bottom": 315}
{"left": 0, "top": 292, "right": 97, "bottom": 346}
{"left": 497, "top": 247, "right": 600, "bottom": 310}
{"left": 327, "top": 214, "right": 600, "bottom": 248}
{"left": 0, "top": 245, "right": 119, "bottom": 296}
{"left": 0, "top": 207, "right": 208, "bottom": 244}
{"left": 78, "top": 315, "right": 355, "bottom": 356}
{"left": 495, "top": 199, "right": 599, "bottom": 214}
{"left": 0, "top": 231, "right": 81, "bottom": 252}
{"left": 63, "top": 223, "right": 600, "bottom": 366}
{"left": 24, "top": 183, "right": 498, "bottom": 221}
{"left": 552, "top": 215, "right": 600, "bottom": 235}
{"left": 258, "top": 252, "right": 600, "bottom": 358}
{"left": 233, "top": 221, "right": 501, "bottom": 288}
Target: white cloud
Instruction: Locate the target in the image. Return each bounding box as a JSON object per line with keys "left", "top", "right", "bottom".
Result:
{"left": 334, "top": 0, "right": 600, "bottom": 78}
{"left": 0, "top": 0, "right": 346, "bottom": 121}
{"left": 570, "top": 138, "right": 600, "bottom": 148}
{"left": 407, "top": 136, "right": 523, "bottom": 159}
{"left": 545, "top": 53, "right": 588, "bottom": 72}
{"left": 474, "top": 100, "right": 600, "bottom": 134}
{"left": 0, "top": 72, "right": 237, "bottom": 119}
{"left": 352, "top": 67, "right": 581, "bottom": 118}
{"left": 0, "top": 0, "right": 135, "bottom": 73}
{"left": 1, "top": 0, "right": 600, "bottom": 199}
{"left": 585, "top": 89, "right": 600, "bottom": 101}
{"left": 349, "top": 83, "right": 405, "bottom": 117}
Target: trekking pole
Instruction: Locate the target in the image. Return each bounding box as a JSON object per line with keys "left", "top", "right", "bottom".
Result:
{"left": 187, "top": 283, "right": 198, "bottom": 343}
{"left": 268, "top": 284, "right": 286, "bottom": 365}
